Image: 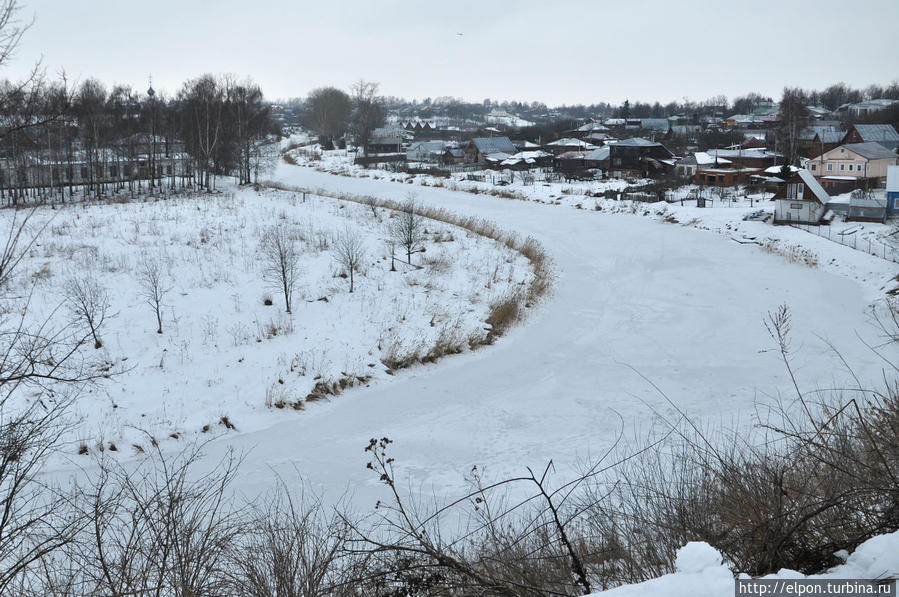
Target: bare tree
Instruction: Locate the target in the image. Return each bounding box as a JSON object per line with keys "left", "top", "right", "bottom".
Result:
{"left": 72, "top": 443, "right": 242, "bottom": 597}
{"left": 0, "top": 211, "right": 108, "bottom": 596}
{"left": 389, "top": 198, "right": 424, "bottom": 264}
{"left": 0, "top": 399, "right": 84, "bottom": 595}
{"left": 261, "top": 226, "right": 300, "bottom": 314}
{"left": 179, "top": 74, "right": 223, "bottom": 190}
{"left": 64, "top": 274, "right": 109, "bottom": 349}
{"left": 0, "top": 207, "right": 45, "bottom": 288}
{"left": 138, "top": 255, "right": 168, "bottom": 334}
{"left": 777, "top": 88, "right": 810, "bottom": 166}
{"left": 331, "top": 228, "right": 365, "bottom": 293}
{"left": 350, "top": 80, "right": 384, "bottom": 156}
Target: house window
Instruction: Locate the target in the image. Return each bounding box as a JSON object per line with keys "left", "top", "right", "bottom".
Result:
{"left": 109, "top": 165, "right": 118, "bottom": 177}
{"left": 827, "top": 163, "right": 833, "bottom": 171}
{"left": 790, "top": 203, "right": 803, "bottom": 209}
{"left": 80, "top": 166, "right": 88, "bottom": 178}
{"left": 840, "top": 164, "right": 845, "bottom": 170}
{"left": 848, "top": 164, "right": 853, "bottom": 171}
{"left": 810, "top": 163, "right": 816, "bottom": 171}
{"left": 797, "top": 184, "right": 804, "bottom": 200}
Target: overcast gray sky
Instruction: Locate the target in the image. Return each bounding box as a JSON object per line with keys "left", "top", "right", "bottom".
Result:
{"left": 6, "top": 0, "right": 899, "bottom": 105}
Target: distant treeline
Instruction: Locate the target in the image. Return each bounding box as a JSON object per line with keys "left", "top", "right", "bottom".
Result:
{"left": 282, "top": 80, "right": 899, "bottom": 128}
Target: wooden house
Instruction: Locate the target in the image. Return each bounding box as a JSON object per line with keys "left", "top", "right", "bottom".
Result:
{"left": 771, "top": 169, "right": 830, "bottom": 224}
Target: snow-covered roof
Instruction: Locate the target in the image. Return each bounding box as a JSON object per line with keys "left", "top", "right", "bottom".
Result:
{"left": 554, "top": 150, "right": 590, "bottom": 160}
{"left": 850, "top": 124, "right": 898, "bottom": 143}
{"left": 609, "top": 137, "right": 662, "bottom": 148}
{"left": 406, "top": 140, "right": 445, "bottom": 154}
{"left": 575, "top": 122, "right": 609, "bottom": 132}
{"left": 695, "top": 151, "right": 731, "bottom": 166}
{"left": 815, "top": 131, "right": 844, "bottom": 144}
{"left": 796, "top": 169, "right": 830, "bottom": 204}
{"left": 763, "top": 164, "right": 800, "bottom": 175}
{"left": 510, "top": 150, "right": 551, "bottom": 159}
{"left": 584, "top": 146, "right": 610, "bottom": 161}
{"left": 706, "top": 148, "right": 780, "bottom": 159}
{"left": 484, "top": 151, "right": 512, "bottom": 162}
{"left": 841, "top": 142, "right": 898, "bottom": 160}
{"left": 546, "top": 138, "right": 597, "bottom": 149}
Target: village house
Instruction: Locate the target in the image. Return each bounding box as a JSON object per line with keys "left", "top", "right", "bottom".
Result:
{"left": 695, "top": 166, "right": 762, "bottom": 187}
{"left": 808, "top": 142, "right": 899, "bottom": 184}
{"left": 367, "top": 127, "right": 411, "bottom": 154}
{"left": 500, "top": 150, "right": 553, "bottom": 170}
{"left": 840, "top": 124, "right": 899, "bottom": 152}
{"left": 406, "top": 140, "right": 446, "bottom": 163}
{"left": 544, "top": 138, "right": 597, "bottom": 155}
{"left": 808, "top": 130, "right": 844, "bottom": 156}
{"left": 511, "top": 139, "right": 543, "bottom": 152}
{"left": 583, "top": 146, "right": 610, "bottom": 172}
{"left": 677, "top": 152, "right": 732, "bottom": 179}
{"left": 771, "top": 169, "right": 830, "bottom": 224}
{"left": 552, "top": 151, "right": 590, "bottom": 177}
{"left": 567, "top": 121, "right": 609, "bottom": 139}
{"left": 443, "top": 147, "right": 465, "bottom": 165}
{"left": 463, "top": 136, "right": 516, "bottom": 164}
{"left": 704, "top": 148, "right": 781, "bottom": 169}
{"left": 584, "top": 132, "right": 617, "bottom": 145}
{"left": 836, "top": 99, "right": 899, "bottom": 118}
{"left": 799, "top": 124, "right": 840, "bottom": 155}
{"left": 607, "top": 137, "right": 675, "bottom": 178}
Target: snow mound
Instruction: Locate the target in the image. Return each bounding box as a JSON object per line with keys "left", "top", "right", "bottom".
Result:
{"left": 675, "top": 542, "right": 722, "bottom": 573}
{"left": 826, "top": 532, "right": 899, "bottom": 579}
{"left": 588, "top": 531, "right": 899, "bottom": 597}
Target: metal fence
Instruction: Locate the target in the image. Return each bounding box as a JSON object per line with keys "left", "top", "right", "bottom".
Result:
{"left": 789, "top": 222, "right": 899, "bottom": 264}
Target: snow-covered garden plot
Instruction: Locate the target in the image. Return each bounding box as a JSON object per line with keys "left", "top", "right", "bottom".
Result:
{"left": 4, "top": 187, "right": 532, "bottom": 454}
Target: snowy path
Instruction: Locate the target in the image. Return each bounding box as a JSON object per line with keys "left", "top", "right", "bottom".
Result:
{"left": 56, "top": 162, "right": 899, "bottom": 508}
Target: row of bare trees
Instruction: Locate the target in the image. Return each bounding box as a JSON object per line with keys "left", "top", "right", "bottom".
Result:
{"left": 0, "top": 43, "right": 278, "bottom": 204}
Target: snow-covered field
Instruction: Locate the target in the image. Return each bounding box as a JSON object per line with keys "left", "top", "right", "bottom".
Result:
{"left": 96, "top": 157, "right": 892, "bottom": 509}
{"left": 7, "top": 187, "right": 530, "bottom": 454}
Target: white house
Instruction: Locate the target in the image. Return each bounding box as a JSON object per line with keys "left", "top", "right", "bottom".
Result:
{"left": 771, "top": 169, "right": 830, "bottom": 224}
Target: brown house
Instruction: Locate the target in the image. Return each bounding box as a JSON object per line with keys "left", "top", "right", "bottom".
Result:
{"left": 607, "top": 138, "right": 675, "bottom": 178}
{"left": 695, "top": 167, "right": 762, "bottom": 187}
{"left": 841, "top": 124, "right": 899, "bottom": 152}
